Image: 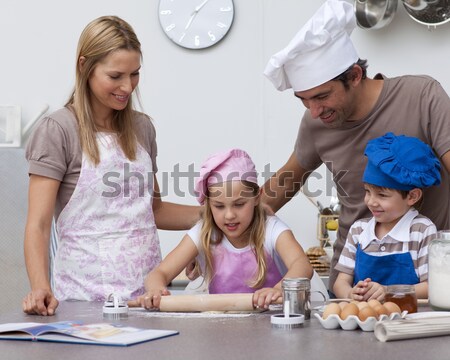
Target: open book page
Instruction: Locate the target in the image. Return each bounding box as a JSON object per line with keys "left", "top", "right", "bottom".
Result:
{"left": 0, "top": 322, "right": 44, "bottom": 337}
{"left": 0, "top": 321, "right": 178, "bottom": 346}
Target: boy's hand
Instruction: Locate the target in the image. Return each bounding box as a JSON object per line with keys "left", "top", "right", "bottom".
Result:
{"left": 362, "top": 281, "right": 386, "bottom": 301}
{"left": 349, "top": 278, "right": 371, "bottom": 301}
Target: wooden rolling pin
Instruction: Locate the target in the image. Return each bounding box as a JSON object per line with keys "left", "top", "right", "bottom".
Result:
{"left": 129, "top": 293, "right": 283, "bottom": 312}
{"left": 161, "top": 293, "right": 255, "bottom": 312}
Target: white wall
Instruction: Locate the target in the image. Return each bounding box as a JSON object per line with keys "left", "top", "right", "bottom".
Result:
{"left": 1, "top": 0, "right": 449, "bottom": 264}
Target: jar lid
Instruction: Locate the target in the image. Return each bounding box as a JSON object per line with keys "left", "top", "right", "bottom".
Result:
{"left": 435, "top": 230, "right": 450, "bottom": 241}
{"left": 282, "top": 278, "right": 310, "bottom": 290}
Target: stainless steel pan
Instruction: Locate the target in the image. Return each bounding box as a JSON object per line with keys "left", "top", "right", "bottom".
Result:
{"left": 354, "top": 0, "right": 398, "bottom": 30}
{"left": 402, "top": 0, "right": 450, "bottom": 28}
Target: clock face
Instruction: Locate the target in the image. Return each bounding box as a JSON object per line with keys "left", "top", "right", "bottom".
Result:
{"left": 158, "top": 0, "right": 234, "bottom": 49}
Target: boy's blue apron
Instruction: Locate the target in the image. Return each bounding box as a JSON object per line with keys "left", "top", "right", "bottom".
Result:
{"left": 353, "top": 244, "right": 419, "bottom": 285}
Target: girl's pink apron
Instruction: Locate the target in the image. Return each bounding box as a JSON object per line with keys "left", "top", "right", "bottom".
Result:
{"left": 53, "top": 133, "right": 161, "bottom": 301}
{"left": 208, "top": 241, "right": 283, "bottom": 294}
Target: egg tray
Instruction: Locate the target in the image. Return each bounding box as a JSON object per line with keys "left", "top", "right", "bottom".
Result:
{"left": 314, "top": 311, "right": 408, "bottom": 332}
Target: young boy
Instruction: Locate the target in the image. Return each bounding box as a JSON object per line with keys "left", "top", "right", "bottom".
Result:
{"left": 333, "top": 133, "right": 441, "bottom": 301}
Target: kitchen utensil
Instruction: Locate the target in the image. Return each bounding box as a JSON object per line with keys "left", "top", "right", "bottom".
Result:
{"left": 270, "top": 300, "right": 304, "bottom": 329}
{"left": 157, "top": 293, "right": 282, "bottom": 312}
{"left": 282, "top": 278, "right": 312, "bottom": 319}
{"left": 354, "top": 0, "right": 398, "bottom": 29}
{"left": 103, "top": 293, "right": 128, "bottom": 319}
{"left": 330, "top": 195, "right": 341, "bottom": 214}
{"left": 375, "top": 314, "right": 450, "bottom": 342}
{"left": 402, "top": 0, "right": 450, "bottom": 28}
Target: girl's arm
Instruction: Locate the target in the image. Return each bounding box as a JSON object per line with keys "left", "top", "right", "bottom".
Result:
{"left": 23, "top": 175, "right": 60, "bottom": 316}
{"left": 253, "top": 230, "right": 313, "bottom": 308}
{"left": 131, "top": 234, "right": 199, "bottom": 309}
{"left": 152, "top": 175, "right": 202, "bottom": 230}
{"left": 275, "top": 230, "right": 313, "bottom": 281}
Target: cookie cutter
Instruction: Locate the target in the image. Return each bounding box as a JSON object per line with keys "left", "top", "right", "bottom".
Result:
{"left": 271, "top": 300, "right": 304, "bottom": 329}
{"left": 103, "top": 293, "right": 128, "bottom": 319}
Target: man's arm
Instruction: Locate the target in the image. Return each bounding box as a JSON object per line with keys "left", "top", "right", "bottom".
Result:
{"left": 261, "top": 151, "right": 311, "bottom": 213}
{"left": 441, "top": 150, "right": 450, "bottom": 175}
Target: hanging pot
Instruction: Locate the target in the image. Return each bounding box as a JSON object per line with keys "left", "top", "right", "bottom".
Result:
{"left": 354, "top": 0, "right": 398, "bottom": 30}
{"left": 402, "top": 0, "right": 450, "bottom": 29}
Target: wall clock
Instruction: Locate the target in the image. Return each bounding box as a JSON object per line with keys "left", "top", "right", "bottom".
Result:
{"left": 158, "top": 0, "right": 234, "bottom": 50}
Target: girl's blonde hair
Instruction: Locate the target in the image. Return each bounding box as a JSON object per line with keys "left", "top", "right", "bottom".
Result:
{"left": 199, "top": 181, "right": 268, "bottom": 288}
{"left": 66, "top": 15, "right": 142, "bottom": 165}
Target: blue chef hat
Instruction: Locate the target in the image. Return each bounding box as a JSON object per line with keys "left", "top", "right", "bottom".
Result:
{"left": 363, "top": 133, "right": 441, "bottom": 190}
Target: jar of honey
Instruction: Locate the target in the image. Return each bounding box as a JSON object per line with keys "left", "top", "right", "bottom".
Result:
{"left": 385, "top": 285, "right": 417, "bottom": 314}
{"left": 429, "top": 230, "right": 450, "bottom": 311}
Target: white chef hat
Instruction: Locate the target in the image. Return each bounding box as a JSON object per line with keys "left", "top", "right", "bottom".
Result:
{"left": 264, "top": 0, "right": 359, "bottom": 92}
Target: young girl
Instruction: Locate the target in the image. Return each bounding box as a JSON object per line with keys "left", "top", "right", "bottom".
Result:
{"left": 333, "top": 133, "right": 441, "bottom": 301}
{"left": 133, "top": 148, "right": 313, "bottom": 309}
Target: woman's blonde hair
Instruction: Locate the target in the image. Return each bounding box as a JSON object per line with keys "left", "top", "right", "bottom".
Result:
{"left": 66, "top": 15, "right": 142, "bottom": 164}
{"left": 199, "top": 181, "right": 268, "bottom": 288}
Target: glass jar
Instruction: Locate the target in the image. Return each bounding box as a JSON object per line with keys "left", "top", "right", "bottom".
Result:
{"left": 429, "top": 230, "right": 450, "bottom": 311}
{"left": 385, "top": 285, "right": 417, "bottom": 314}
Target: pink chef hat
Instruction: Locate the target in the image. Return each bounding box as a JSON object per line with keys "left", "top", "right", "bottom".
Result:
{"left": 195, "top": 148, "right": 258, "bottom": 205}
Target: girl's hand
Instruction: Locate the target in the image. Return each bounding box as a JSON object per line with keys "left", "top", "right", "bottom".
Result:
{"left": 128, "top": 288, "right": 171, "bottom": 310}
{"left": 253, "top": 288, "right": 282, "bottom": 309}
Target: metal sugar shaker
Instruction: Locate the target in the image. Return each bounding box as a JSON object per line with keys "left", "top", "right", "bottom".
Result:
{"left": 282, "top": 278, "right": 311, "bottom": 320}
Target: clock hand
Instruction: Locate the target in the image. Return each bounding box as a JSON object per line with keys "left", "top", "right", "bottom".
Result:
{"left": 185, "top": 0, "right": 210, "bottom": 31}
{"left": 194, "top": 0, "right": 210, "bottom": 12}
{"left": 185, "top": 13, "right": 197, "bottom": 30}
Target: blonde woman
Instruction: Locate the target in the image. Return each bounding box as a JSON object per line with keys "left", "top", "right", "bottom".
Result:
{"left": 132, "top": 149, "right": 313, "bottom": 310}
{"left": 23, "top": 16, "right": 200, "bottom": 316}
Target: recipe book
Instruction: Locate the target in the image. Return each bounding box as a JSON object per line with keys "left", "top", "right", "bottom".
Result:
{"left": 0, "top": 321, "right": 178, "bottom": 346}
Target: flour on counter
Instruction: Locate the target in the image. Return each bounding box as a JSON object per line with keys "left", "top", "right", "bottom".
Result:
{"left": 129, "top": 308, "right": 255, "bottom": 318}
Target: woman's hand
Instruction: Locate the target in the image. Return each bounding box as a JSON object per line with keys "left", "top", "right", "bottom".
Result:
{"left": 253, "top": 287, "right": 282, "bottom": 309}
{"left": 128, "top": 288, "right": 171, "bottom": 310}
{"left": 22, "top": 289, "right": 59, "bottom": 316}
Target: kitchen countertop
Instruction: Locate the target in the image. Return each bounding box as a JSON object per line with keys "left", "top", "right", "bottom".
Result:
{"left": 0, "top": 301, "right": 446, "bottom": 360}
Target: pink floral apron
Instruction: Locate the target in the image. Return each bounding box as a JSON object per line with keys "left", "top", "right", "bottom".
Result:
{"left": 53, "top": 133, "right": 161, "bottom": 301}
